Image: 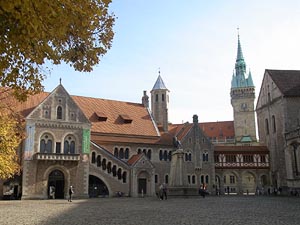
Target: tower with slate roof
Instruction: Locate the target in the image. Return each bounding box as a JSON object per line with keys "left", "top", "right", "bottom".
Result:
{"left": 230, "top": 33, "right": 257, "bottom": 143}
{"left": 151, "top": 72, "right": 169, "bottom": 132}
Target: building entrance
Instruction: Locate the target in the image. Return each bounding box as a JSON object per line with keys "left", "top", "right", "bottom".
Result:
{"left": 48, "top": 170, "right": 65, "bottom": 199}
{"left": 88, "top": 175, "right": 109, "bottom": 198}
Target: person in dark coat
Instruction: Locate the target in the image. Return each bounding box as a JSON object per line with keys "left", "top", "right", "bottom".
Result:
{"left": 68, "top": 186, "right": 74, "bottom": 202}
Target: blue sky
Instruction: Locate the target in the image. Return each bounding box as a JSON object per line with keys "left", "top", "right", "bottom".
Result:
{"left": 43, "top": 0, "right": 300, "bottom": 124}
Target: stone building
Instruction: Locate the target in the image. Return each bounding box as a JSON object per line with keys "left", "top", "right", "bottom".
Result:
{"left": 256, "top": 69, "right": 300, "bottom": 194}
{"left": 0, "top": 35, "right": 271, "bottom": 199}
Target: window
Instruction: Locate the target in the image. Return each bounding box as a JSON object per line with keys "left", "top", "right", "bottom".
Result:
{"left": 243, "top": 155, "right": 254, "bottom": 163}
{"left": 138, "top": 148, "right": 142, "bottom": 154}
{"left": 107, "top": 162, "right": 112, "bottom": 173}
{"left": 117, "top": 168, "right": 122, "bottom": 180}
{"left": 168, "top": 151, "right": 172, "bottom": 161}
{"left": 265, "top": 119, "right": 269, "bottom": 135}
{"left": 119, "top": 148, "right": 124, "bottom": 159}
{"left": 114, "top": 148, "right": 118, "bottom": 158}
{"left": 203, "top": 152, "right": 209, "bottom": 162}
{"left": 122, "top": 171, "right": 127, "bottom": 183}
{"left": 165, "top": 174, "right": 169, "bottom": 184}
{"left": 159, "top": 150, "right": 163, "bottom": 160}
{"left": 155, "top": 174, "right": 158, "bottom": 183}
{"left": 164, "top": 151, "right": 168, "bottom": 161}
{"left": 187, "top": 175, "right": 191, "bottom": 184}
{"left": 64, "top": 135, "right": 76, "bottom": 154}
{"left": 272, "top": 115, "right": 276, "bottom": 133}
{"left": 91, "top": 152, "right": 96, "bottom": 164}
{"left": 192, "top": 175, "right": 196, "bottom": 184}
{"left": 40, "top": 133, "right": 53, "bottom": 153}
{"left": 112, "top": 165, "right": 117, "bottom": 177}
{"left": 55, "top": 142, "right": 61, "bottom": 154}
{"left": 102, "top": 158, "right": 107, "bottom": 170}
{"left": 57, "top": 106, "right": 63, "bottom": 119}
{"left": 205, "top": 175, "right": 209, "bottom": 184}
{"left": 201, "top": 175, "right": 204, "bottom": 184}
{"left": 230, "top": 175, "right": 235, "bottom": 184}
{"left": 147, "top": 149, "right": 151, "bottom": 160}
{"left": 162, "top": 94, "right": 165, "bottom": 102}
{"left": 125, "top": 148, "right": 129, "bottom": 159}
{"left": 155, "top": 94, "right": 158, "bottom": 102}
{"left": 97, "top": 155, "right": 101, "bottom": 167}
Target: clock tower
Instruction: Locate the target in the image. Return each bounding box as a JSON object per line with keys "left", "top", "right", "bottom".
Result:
{"left": 230, "top": 34, "right": 257, "bottom": 143}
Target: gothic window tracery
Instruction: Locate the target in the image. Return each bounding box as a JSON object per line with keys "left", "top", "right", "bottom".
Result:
{"left": 40, "top": 133, "right": 53, "bottom": 153}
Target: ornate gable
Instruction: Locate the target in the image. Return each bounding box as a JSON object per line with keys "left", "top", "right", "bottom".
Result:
{"left": 26, "top": 84, "right": 90, "bottom": 124}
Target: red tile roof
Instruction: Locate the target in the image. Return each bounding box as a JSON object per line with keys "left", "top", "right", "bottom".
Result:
{"left": 199, "top": 121, "right": 235, "bottom": 139}
{"left": 127, "top": 154, "right": 143, "bottom": 165}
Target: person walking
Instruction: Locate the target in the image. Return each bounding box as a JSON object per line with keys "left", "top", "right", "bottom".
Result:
{"left": 68, "top": 186, "right": 74, "bottom": 202}
{"left": 162, "top": 183, "right": 168, "bottom": 200}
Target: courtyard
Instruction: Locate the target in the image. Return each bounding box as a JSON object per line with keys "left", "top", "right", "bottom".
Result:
{"left": 0, "top": 196, "right": 299, "bottom": 225}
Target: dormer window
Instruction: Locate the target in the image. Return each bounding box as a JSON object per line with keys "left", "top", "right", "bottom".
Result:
{"left": 95, "top": 112, "right": 107, "bottom": 121}
{"left": 57, "top": 106, "right": 62, "bottom": 119}
{"left": 120, "top": 114, "right": 132, "bottom": 124}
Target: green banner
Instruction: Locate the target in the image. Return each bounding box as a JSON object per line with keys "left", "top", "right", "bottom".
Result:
{"left": 82, "top": 129, "right": 90, "bottom": 154}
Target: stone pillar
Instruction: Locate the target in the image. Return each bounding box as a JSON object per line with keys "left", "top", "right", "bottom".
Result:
{"left": 169, "top": 149, "right": 187, "bottom": 187}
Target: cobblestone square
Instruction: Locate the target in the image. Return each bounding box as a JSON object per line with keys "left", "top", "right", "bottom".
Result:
{"left": 0, "top": 196, "right": 300, "bottom": 225}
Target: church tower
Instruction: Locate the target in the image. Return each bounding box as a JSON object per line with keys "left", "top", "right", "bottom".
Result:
{"left": 151, "top": 72, "right": 169, "bottom": 132}
{"left": 230, "top": 34, "right": 257, "bottom": 143}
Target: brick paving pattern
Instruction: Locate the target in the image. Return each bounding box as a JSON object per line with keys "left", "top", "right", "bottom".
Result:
{"left": 0, "top": 196, "right": 300, "bottom": 225}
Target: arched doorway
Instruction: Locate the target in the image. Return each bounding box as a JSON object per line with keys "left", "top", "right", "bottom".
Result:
{"left": 242, "top": 172, "right": 256, "bottom": 194}
{"left": 48, "top": 170, "right": 65, "bottom": 199}
{"left": 88, "top": 175, "right": 109, "bottom": 198}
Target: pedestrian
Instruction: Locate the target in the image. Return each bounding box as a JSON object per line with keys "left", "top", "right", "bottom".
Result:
{"left": 68, "top": 185, "right": 74, "bottom": 202}
{"left": 49, "top": 186, "right": 55, "bottom": 199}
{"left": 159, "top": 184, "right": 164, "bottom": 200}
{"left": 162, "top": 183, "right": 167, "bottom": 200}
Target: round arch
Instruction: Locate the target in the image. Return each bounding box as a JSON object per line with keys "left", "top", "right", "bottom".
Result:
{"left": 241, "top": 171, "right": 256, "bottom": 194}
{"left": 88, "top": 172, "right": 111, "bottom": 197}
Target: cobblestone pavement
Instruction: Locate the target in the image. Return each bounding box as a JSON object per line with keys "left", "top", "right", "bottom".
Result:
{"left": 0, "top": 196, "right": 300, "bottom": 225}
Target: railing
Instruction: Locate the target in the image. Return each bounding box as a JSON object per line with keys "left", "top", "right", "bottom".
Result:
{"left": 35, "top": 153, "right": 80, "bottom": 161}
{"left": 215, "top": 162, "right": 269, "bottom": 168}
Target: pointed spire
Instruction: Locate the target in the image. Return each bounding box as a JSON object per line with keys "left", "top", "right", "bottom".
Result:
{"left": 152, "top": 70, "right": 168, "bottom": 90}
{"left": 247, "top": 70, "right": 254, "bottom": 87}
{"left": 236, "top": 33, "right": 244, "bottom": 62}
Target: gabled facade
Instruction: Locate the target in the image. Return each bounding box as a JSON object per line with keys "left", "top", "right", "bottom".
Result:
{"left": 256, "top": 69, "right": 300, "bottom": 194}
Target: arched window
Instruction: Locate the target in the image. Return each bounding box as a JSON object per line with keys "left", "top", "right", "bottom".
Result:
{"left": 185, "top": 153, "right": 188, "bottom": 161}
{"left": 192, "top": 175, "right": 196, "bottom": 184}
{"left": 114, "top": 148, "right": 118, "bottom": 158}
{"left": 107, "top": 162, "right": 112, "bottom": 173}
{"left": 97, "top": 155, "right": 101, "bottom": 167}
{"left": 137, "top": 148, "right": 142, "bottom": 154}
{"left": 102, "top": 158, "right": 106, "bottom": 170}
{"left": 265, "top": 119, "right": 269, "bottom": 135}
{"left": 143, "top": 149, "right": 147, "bottom": 155}
{"left": 155, "top": 174, "right": 158, "bottom": 184}
{"left": 119, "top": 148, "right": 124, "bottom": 159}
{"left": 188, "top": 153, "right": 192, "bottom": 161}
{"left": 200, "top": 175, "right": 204, "bottom": 184}
{"left": 159, "top": 150, "right": 163, "bottom": 160}
{"left": 64, "top": 135, "right": 76, "bottom": 154}
{"left": 122, "top": 171, "right": 127, "bottom": 183}
{"left": 125, "top": 148, "right": 129, "bottom": 159}
{"left": 168, "top": 151, "right": 172, "bottom": 161}
{"left": 117, "top": 168, "right": 122, "bottom": 180}
{"left": 112, "top": 165, "right": 117, "bottom": 177}
{"left": 57, "top": 106, "right": 62, "bottom": 119}
{"left": 205, "top": 175, "right": 209, "bottom": 184}
{"left": 163, "top": 151, "right": 168, "bottom": 161}
{"left": 147, "top": 149, "right": 151, "bottom": 160}
{"left": 40, "top": 133, "right": 53, "bottom": 153}
{"left": 91, "top": 152, "right": 96, "bottom": 164}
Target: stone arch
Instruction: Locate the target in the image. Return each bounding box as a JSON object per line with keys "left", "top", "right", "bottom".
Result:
{"left": 137, "top": 170, "right": 151, "bottom": 196}
{"left": 241, "top": 171, "right": 257, "bottom": 194}
{"left": 88, "top": 172, "right": 111, "bottom": 197}
{"left": 222, "top": 170, "right": 239, "bottom": 194}
{"left": 43, "top": 165, "right": 70, "bottom": 199}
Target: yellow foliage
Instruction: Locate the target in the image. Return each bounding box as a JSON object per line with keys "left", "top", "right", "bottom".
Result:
{"left": 0, "top": 107, "right": 24, "bottom": 179}
{"left": 0, "top": 0, "right": 115, "bottom": 101}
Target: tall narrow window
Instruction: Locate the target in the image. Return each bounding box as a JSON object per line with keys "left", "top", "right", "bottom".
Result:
{"left": 155, "top": 174, "right": 158, "bottom": 183}
{"left": 155, "top": 94, "right": 158, "bottom": 102}
{"left": 147, "top": 149, "right": 151, "bottom": 160}
{"left": 91, "top": 152, "right": 96, "bottom": 164}
{"left": 57, "top": 106, "right": 62, "bottom": 119}
{"left": 265, "top": 119, "right": 269, "bottom": 135}
{"left": 119, "top": 148, "right": 124, "bottom": 159}
{"left": 162, "top": 94, "right": 165, "bottom": 102}
{"left": 272, "top": 115, "right": 276, "bottom": 133}
{"left": 64, "top": 135, "right": 76, "bottom": 154}
{"left": 114, "top": 148, "right": 118, "bottom": 158}
{"left": 125, "top": 148, "right": 129, "bottom": 159}
{"left": 165, "top": 174, "right": 169, "bottom": 184}
{"left": 159, "top": 150, "right": 163, "bottom": 160}
{"left": 56, "top": 142, "right": 61, "bottom": 154}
